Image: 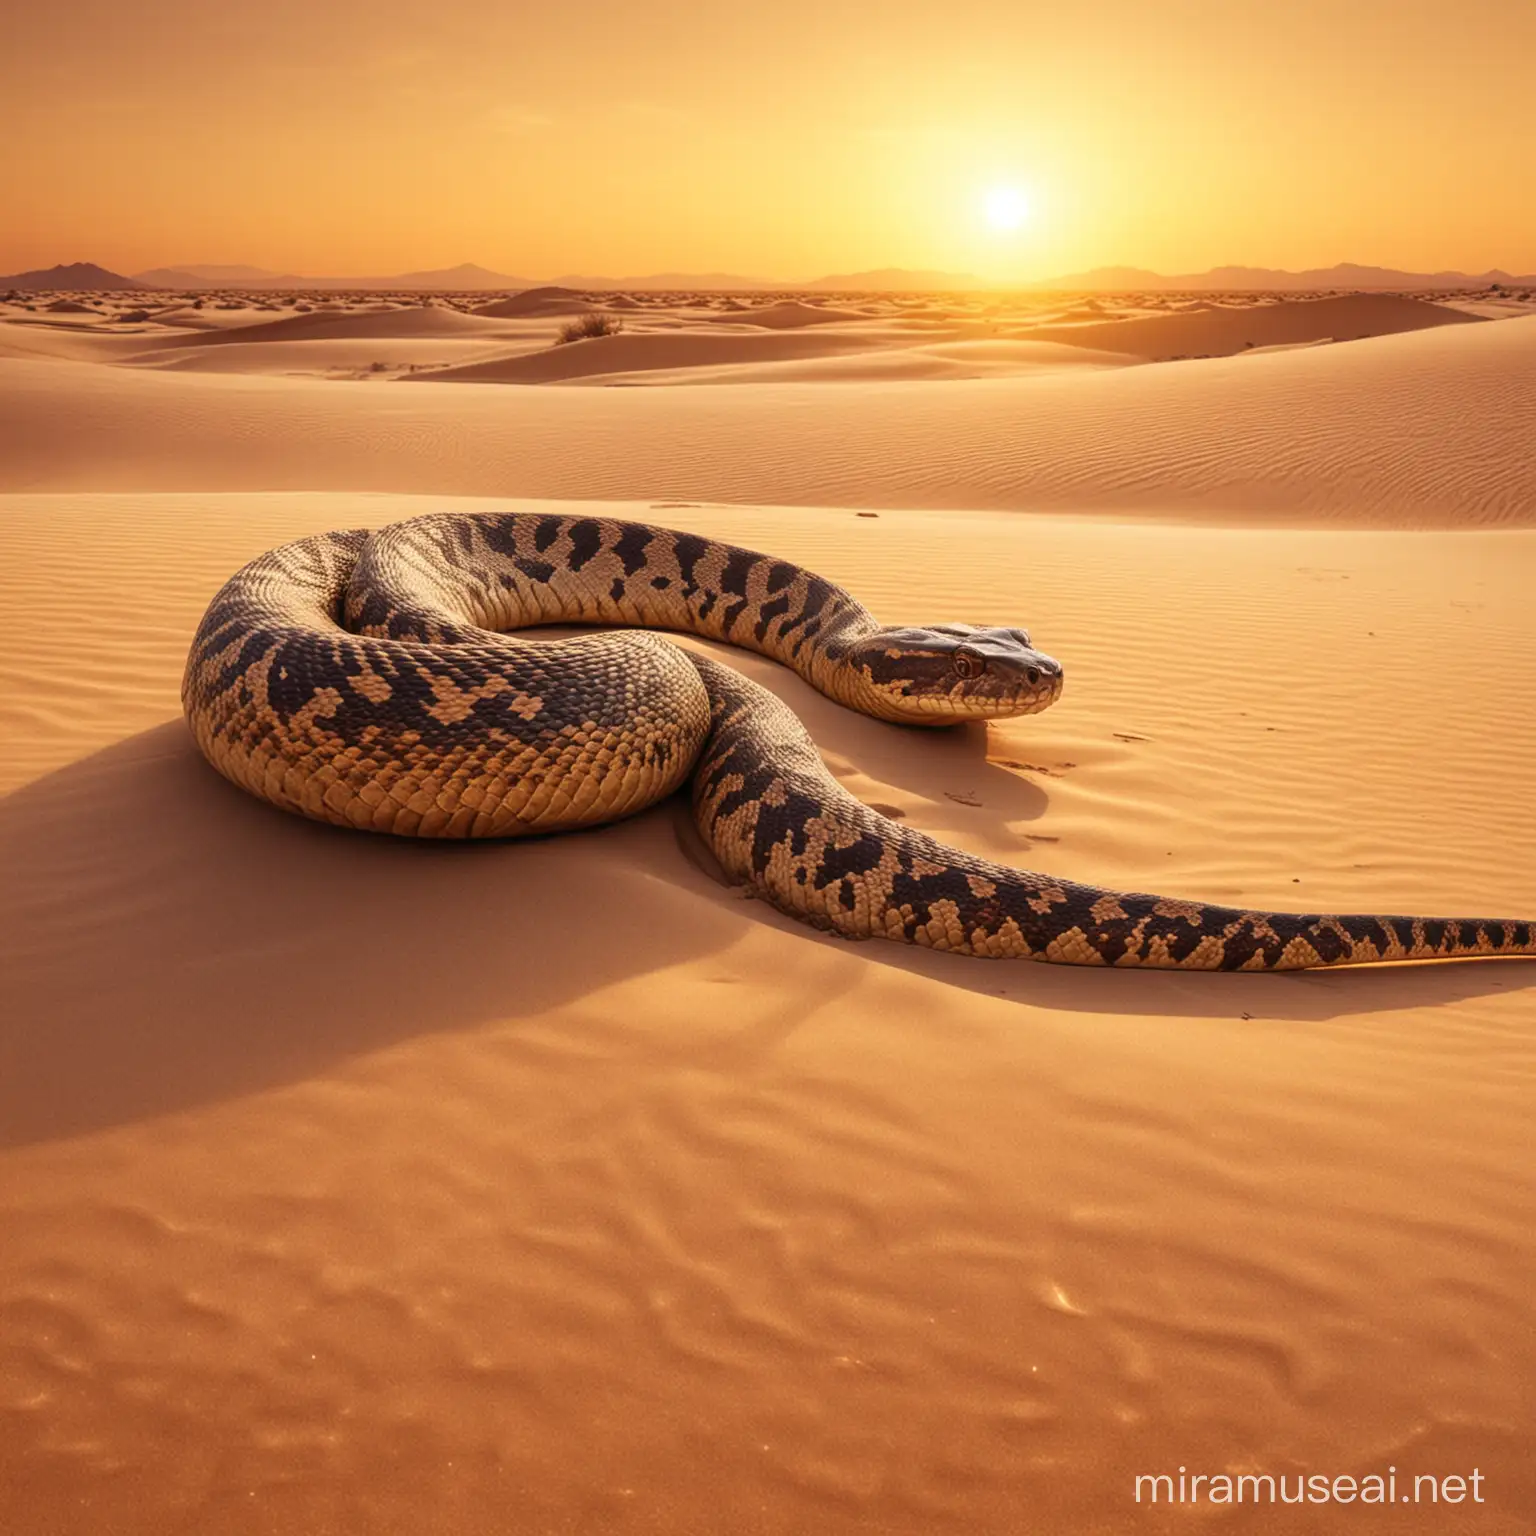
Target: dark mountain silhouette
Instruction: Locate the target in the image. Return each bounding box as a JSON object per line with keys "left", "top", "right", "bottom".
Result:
{"left": 133, "top": 261, "right": 537, "bottom": 291}
{"left": 0, "top": 261, "right": 148, "bottom": 290}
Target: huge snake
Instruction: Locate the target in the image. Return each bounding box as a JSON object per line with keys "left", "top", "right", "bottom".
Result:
{"left": 183, "top": 511, "right": 1535, "bottom": 970}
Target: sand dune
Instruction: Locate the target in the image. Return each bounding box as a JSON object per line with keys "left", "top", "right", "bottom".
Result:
{"left": 416, "top": 327, "right": 908, "bottom": 383}
{"left": 707, "top": 298, "right": 875, "bottom": 328}
{"left": 123, "top": 337, "right": 536, "bottom": 377}
{"left": 3, "top": 487, "right": 1534, "bottom": 1533}
{"left": 1030, "top": 291, "right": 1482, "bottom": 359}
{"left": 473, "top": 285, "right": 595, "bottom": 318}
{"left": 149, "top": 302, "right": 295, "bottom": 329}
{"left": 0, "top": 311, "right": 526, "bottom": 377}
{"left": 4, "top": 315, "right": 1532, "bottom": 525}
{"left": 139, "top": 303, "right": 512, "bottom": 347}
{"left": 4, "top": 287, "right": 1517, "bottom": 391}
{"left": 571, "top": 337, "right": 1137, "bottom": 386}
{"left": 0, "top": 320, "right": 170, "bottom": 364}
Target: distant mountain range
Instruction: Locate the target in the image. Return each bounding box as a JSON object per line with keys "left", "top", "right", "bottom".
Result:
{"left": 129, "top": 262, "right": 776, "bottom": 292}
{"left": 1030, "top": 262, "right": 1536, "bottom": 291}
{"left": 130, "top": 261, "right": 543, "bottom": 291}
{"left": 552, "top": 270, "right": 776, "bottom": 292}
{"left": 5, "top": 257, "right": 1534, "bottom": 294}
{"left": 136, "top": 263, "right": 292, "bottom": 284}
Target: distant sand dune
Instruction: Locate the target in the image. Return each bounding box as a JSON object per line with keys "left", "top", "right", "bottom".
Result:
{"left": 707, "top": 299, "right": 874, "bottom": 328}
{"left": 122, "top": 337, "right": 538, "bottom": 376}
{"left": 1030, "top": 291, "right": 1481, "bottom": 359}
{"left": 4, "top": 316, "right": 1531, "bottom": 524}
{"left": 0, "top": 323, "right": 161, "bottom": 364}
{"left": 473, "top": 286, "right": 594, "bottom": 318}
{"left": 563, "top": 338, "right": 1137, "bottom": 386}
{"left": 138, "top": 304, "right": 512, "bottom": 348}
{"left": 416, "top": 328, "right": 901, "bottom": 383}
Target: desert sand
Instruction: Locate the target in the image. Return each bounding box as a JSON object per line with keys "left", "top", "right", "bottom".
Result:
{"left": 2, "top": 289, "right": 1535, "bottom": 1534}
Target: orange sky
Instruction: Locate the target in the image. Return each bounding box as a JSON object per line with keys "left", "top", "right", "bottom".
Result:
{"left": 4, "top": 0, "right": 1534, "bottom": 281}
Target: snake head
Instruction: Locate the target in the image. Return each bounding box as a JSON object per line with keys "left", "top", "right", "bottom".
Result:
{"left": 845, "top": 624, "right": 1064, "bottom": 723}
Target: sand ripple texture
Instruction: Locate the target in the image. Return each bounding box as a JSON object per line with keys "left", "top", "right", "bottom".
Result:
{"left": 2, "top": 493, "right": 1534, "bottom": 1533}
{"left": 1, "top": 316, "right": 1534, "bottom": 525}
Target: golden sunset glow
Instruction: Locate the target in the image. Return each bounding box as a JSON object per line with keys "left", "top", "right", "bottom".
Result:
{"left": 3, "top": 0, "right": 1535, "bottom": 281}
{"left": 4, "top": 0, "right": 1536, "bottom": 1527}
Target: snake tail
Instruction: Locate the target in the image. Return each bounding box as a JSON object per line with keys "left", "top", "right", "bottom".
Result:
{"left": 690, "top": 656, "right": 1536, "bottom": 971}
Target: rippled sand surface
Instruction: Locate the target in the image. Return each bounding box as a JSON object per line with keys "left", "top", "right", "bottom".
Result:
{"left": 5, "top": 314, "right": 1536, "bottom": 526}
{"left": 3, "top": 483, "right": 1534, "bottom": 1533}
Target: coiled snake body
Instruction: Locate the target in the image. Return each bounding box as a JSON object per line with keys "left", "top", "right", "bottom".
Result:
{"left": 184, "top": 511, "right": 1535, "bottom": 971}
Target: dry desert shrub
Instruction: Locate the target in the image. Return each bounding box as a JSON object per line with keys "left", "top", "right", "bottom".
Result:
{"left": 556, "top": 311, "right": 623, "bottom": 344}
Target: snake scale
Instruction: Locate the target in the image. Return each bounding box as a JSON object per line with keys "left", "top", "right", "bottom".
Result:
{"left": 183, "top": 511, "right": 1536, "bottom": 971}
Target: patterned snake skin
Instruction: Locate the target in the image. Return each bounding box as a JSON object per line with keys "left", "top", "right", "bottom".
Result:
{"left": 183, "top": 511, "right": 1536, "bottom": 971}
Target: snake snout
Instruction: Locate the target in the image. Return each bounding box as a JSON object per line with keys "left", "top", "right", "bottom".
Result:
{"left": 1007, "top": 649, "right": 1060, "bottom": 689}
{"left": 1012, "top": 651, "right": 1064, "bottom": 712}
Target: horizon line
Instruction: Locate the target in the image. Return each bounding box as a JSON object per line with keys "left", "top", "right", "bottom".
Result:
{"left": 6, "top": 256, "right": 1536, "bottom": 293}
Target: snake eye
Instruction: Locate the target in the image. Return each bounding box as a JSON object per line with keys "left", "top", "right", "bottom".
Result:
{"left": 953, "top": 651, "right": 985, "bottom": 679}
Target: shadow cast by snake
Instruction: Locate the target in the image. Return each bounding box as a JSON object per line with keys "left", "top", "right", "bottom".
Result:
{"left": 2, "top": 714, "right": 1527, "bottom": 1152}
{"left": 0, "top": 724, "right": 730, "bottom": 1150}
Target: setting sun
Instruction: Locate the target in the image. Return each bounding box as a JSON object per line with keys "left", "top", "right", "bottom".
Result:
{"left": 982, "top": 186, "right": 1029, "bottom": 232}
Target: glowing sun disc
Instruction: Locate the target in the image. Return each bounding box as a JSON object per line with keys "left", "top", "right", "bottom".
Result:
{"left": 983, "top": 186, "right": 1029, "bottom": 230}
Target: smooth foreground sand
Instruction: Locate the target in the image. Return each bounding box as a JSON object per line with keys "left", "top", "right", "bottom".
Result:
{"left": 2, "top": 297, "right": 1535, "bottom": 1534}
